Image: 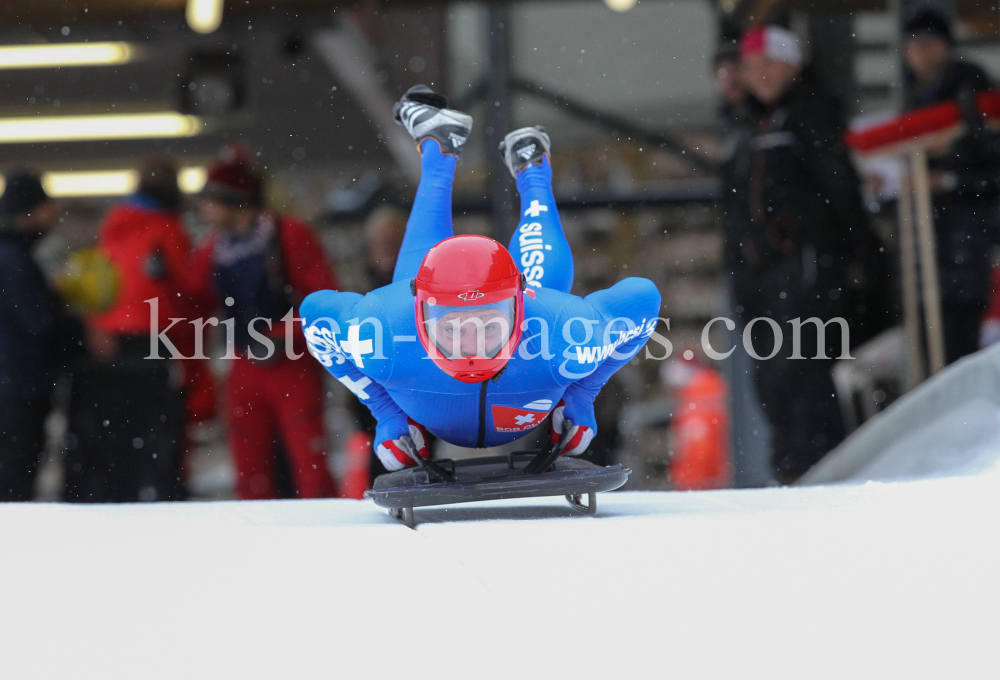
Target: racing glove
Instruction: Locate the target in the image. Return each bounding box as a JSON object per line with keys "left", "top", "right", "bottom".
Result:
{"left": 375, "top": 417, "right": 431, "bottom": 471}
{"left": 550, "top": 397, "right": 595, "bottom": 456}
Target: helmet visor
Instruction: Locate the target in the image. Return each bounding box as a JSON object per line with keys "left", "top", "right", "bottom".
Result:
{"left": 422, "top": 298, "right": 516, "bottom": 360}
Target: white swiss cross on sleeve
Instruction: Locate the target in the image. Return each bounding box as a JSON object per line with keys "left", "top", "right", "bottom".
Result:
{"left": 340, "top": 325, "right": 374, "bottom": 368}
{"left": 514, "top": 413, "right": 536, "bottom": 426}
{"left": 337, "top": 375, "right": 372, "bottom": 400}
{"left": 524, "top": 200, "right": 548, "bottom": 218}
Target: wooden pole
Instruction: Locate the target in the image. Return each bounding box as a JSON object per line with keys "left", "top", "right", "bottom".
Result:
{"left": 910, "top": 148, "right": 947, "bottom": 374}
{"left": 897, "top": 159, "right": 926, "bottom": 388}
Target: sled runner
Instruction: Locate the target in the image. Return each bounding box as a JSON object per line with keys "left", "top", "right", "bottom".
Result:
{"left": 365, "top": 420, "right": 630, "bottom": 528}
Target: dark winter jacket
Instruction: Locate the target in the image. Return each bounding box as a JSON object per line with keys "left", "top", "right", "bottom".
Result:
{"left": 726, "top": 79, "right": 868, "bottom": 323}
{"left": 189, "top": 211, "right": 339, "bottom": 356}
{"left": 719, "top": 98, "right": 755, "bottom": 305}
{"left": 906, "top": 60, "right": 1000, "bottom": 304}
{"left": 0, "top": 226, "right": 83, "bottom": 399}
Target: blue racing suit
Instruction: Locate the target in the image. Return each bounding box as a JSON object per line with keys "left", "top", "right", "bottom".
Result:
{"left": 301, "top": 140, "right": 661, "bottom": 459}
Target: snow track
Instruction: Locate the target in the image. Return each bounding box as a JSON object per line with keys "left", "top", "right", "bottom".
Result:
{"left": 2, "top": 475, "right": 999, "bottom": 678}
{"left": 6, "top": 348, "right": 1000, "bottom": 678}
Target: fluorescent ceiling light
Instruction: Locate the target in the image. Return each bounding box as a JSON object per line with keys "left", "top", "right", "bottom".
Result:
{"left": 43, "top": 170, "right": 138, "bottom": 197}
{"left": 187, "top": 0, "right": 224, "bottom": 34}
{"left": 0, "top": 42, "right": 133, "bottom": 70}
{"left": 604, "top": 0, "right": 638, "bottom": 10}
{"left": 34, "top": 167, "right": 208, "bottom": 198}
{"left": 0, "top": 112, "right": 201, "bottom": 143}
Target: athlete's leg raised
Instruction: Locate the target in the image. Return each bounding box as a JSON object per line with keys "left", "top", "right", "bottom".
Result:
{"left": 502, "top": 128, "right": 573, "bottom": 293}
{"left": 391, "top": 85, "right": 472, "bottom": 282}
{"left": 393, "top": 139, "right": 458, "bottom": 282}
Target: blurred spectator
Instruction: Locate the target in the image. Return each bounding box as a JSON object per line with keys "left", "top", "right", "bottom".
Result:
{"left": 729, "top": 25, "right": 867, "bottom": 483}
{"left": 903, "top": 9, "right": 1000, "bottom": 364}
{"left": 64, "top": 158, "right": 190, "bottom": 502}
{"left": 714, "top": 40, "right": 750, "bottom": 137}
{"left": 714, "top": 39, "right": 775, "bottom": 488}
{"left": 0, "top": 172, "right": 84, "bottom": 500}
{"left": 717, "top": 39, "right": 753, "bottom": 287}
{"left": 191, "top": 144, "right": 339, "bottom": 500}
{"left": 364, "top": 206, "right": 407, "bottom": 289}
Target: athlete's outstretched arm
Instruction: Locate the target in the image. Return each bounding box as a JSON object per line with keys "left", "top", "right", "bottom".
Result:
{"left": 301, "top": 290, "right": 426, "bottom": 470}
{"left": 393, "top": 140, "right": 458, "bottom": 283}
{"left": 553, "top": 277, "right": 661, "bottom": 452}
{"left": 508, "top": 156, "right": 574, "bottom": 293}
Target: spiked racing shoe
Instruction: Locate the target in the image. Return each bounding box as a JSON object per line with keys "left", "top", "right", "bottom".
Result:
{"left": 393, "top": 84, "right": 473, "bottom": 158}
{"left": 498, "top": 126, "right": 551, "bottom": 177}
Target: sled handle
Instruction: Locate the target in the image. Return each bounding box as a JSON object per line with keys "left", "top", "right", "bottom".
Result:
{"left": 400, "top": 435, "right": 456, "bottom": 483}
{"left": 523, "top": 419, "right": 573, "bottom": 475}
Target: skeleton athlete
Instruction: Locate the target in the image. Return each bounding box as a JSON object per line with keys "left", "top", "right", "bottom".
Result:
{"left": 301, "top": 85, "right": 661, "bottom": 471}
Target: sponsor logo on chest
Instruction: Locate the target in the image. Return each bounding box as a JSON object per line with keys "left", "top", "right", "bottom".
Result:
{"left": 492, "top": 401, "right": 553, "bottom": 433}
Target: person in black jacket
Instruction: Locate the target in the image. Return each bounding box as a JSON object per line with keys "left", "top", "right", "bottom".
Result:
{"left": 715, "top": 41, "right": 751, "bottom": 142}
{"left": 717, "top": 40, "right": 755, "bottom": 293}
{"left": 730, "top": 26, "right": 869, "bottom": 483}
{"left": 0, "top": 172, "right": 83, "bottom": 500}
{"left": 903, "top": 9, "right": 1000, "bottom": 364}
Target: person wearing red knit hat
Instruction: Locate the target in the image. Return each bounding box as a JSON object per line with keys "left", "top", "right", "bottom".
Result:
{"left": 190, "top": 144, "right": 340, "bottom": 500}
{"left": 201, "top": 143, "right": 264, "bottom": 208}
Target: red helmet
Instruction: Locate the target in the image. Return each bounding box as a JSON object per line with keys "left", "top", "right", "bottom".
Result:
{"left": 413, "top": 235, "right": 525, "bottom": 383}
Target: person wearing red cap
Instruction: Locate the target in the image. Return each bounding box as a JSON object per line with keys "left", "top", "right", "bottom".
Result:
{"left": 726, "top": 25, "right": 873, "bottom": 484}
{"left": 301, "top": 86, "right": 660, "bottom": 474}
{"left": 739, "top": 25, "right": 803, "bottom": 107}
{"left": 190, "top": 144, "right": 339, "bottom": 500}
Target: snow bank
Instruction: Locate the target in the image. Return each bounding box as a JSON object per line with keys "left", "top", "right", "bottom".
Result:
{"left": 803, "top": 343, "right": 1000, "bottom": 484}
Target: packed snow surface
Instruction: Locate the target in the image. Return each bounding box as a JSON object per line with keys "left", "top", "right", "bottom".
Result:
{"left": 2, "top": 468, "right": 998, "bottom": 678}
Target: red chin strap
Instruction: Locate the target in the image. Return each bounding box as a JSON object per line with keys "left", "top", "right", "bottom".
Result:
{"left": 412, "top": 235, "right": 527, "bottom": 383}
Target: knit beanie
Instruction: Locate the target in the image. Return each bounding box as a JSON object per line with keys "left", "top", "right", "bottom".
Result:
{"left": 202, "top": 143, "right": 263, "bottom": 207}
{"left": 904, "top": 9, "right": 953, "bottom": 44}
{"left": 0, "top": 172, "right": 49, "bottom": 217}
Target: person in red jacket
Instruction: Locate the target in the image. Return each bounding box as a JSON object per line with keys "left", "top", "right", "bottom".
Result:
{"left": 66, "top": 158, "right": 190, "bottom": 502}
{"left": 190, "top": 145, "right": 338, "bottom": 500}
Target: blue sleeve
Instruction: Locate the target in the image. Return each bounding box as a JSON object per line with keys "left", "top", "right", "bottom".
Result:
{"left": 553, "top": 277, "right": 661, "bottom": 431}
{"left": 301, "top": 290, "right": 411, "bottom": 444}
